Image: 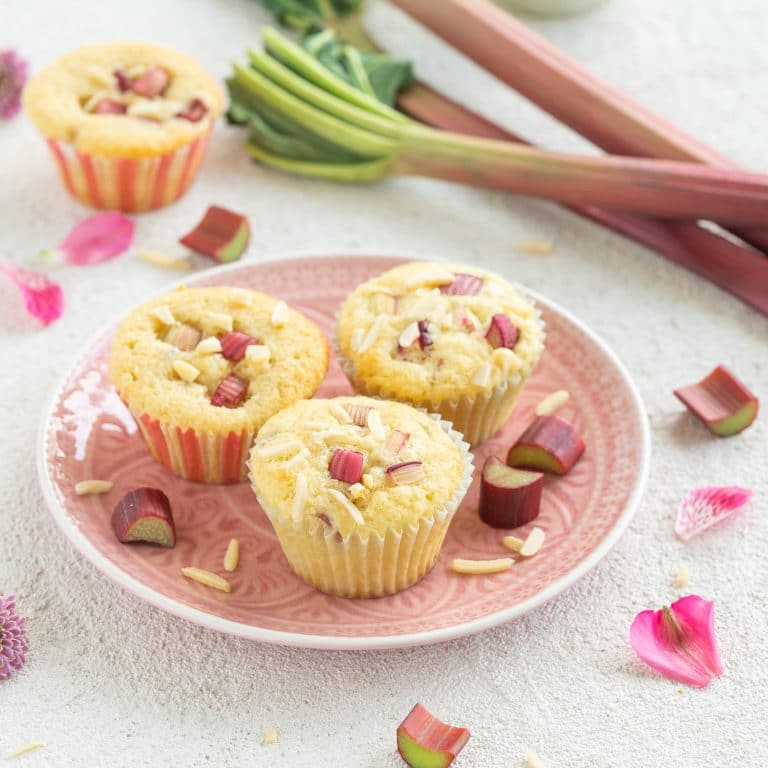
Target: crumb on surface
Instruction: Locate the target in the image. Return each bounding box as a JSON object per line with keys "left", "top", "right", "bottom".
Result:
{"left": 674, "top": 563, "right": 690, "bottom": 588}
{"left": 262, "top": 728, "right": 279, "bottom": 746}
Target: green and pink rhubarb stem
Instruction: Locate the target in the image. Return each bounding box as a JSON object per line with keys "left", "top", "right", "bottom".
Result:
{"left": 388, "top": 0, "right": 768, "bottom": 252}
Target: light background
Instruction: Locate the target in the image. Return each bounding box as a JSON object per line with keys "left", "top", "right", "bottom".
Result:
{"left": 1, "top": 0, "right": 766, "bottom": 765}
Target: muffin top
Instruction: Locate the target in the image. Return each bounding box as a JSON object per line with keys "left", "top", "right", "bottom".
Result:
{"left": 23, "top": 42, "right": 224, "bottom": 157}
{"left": 249, "top": 396, "right": 467, "bottom": 540}
{"left": 110, "top": 286, "right": 328, "bottom": 433}
{"left": 336, "top": 262, "right": 545, "bottom": 403}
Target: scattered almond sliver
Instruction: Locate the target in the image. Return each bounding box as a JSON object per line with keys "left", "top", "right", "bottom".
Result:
{"left": 6, "top": 743, "right": 44, "bottom": 759}
{"left": 472, "top": 362, "right": 492, "bottom": 388}
{"left": 366, "top": 409, "right": 386, "bottom": 439}
{"left": 357, "top": 315, "right": 387, "bottom": 354}
{"left": 74, "top": 480, "right": 114, "bottom": 496}
{"left": 328, "top": 488, "right": 365, "bottom": 526}
{"left": 262, "top": 728, "right": 279, "bottom": 746}
{"left": 205, "top": 312, "right": 233, "bottom": 333}
{"left": 534, "top": 389, "right": 570, "bottom": 417}
{"left": 195, "top": 336, "right": 222, "bottom": 354}
{"left": 515, "top": 239, "right": 554, "bottom": 255}
{"left": 271, "top": 300, "right": 289, "bottom": 327}
{"left": 181, "top": 567, "right": 231, "bottom": 593}
{"left": 137, "top": 249, "right": 192, "bottom": 271}
{"left": 451, "top": 558, "right": 514, "bottom": 575}
{"left": 525, "top": 750, "right": 545, "bottom": 768}
{"left": 172, "top": 359, "right": 200, "bottom": 383}
{"left": 503, "top": 527, "right": 546, "bottom": 558}
{"left": 674, "top": 564, "right": 690, "bottom": 588}
{"left": 223, "top": 539, "right": 240, "bottom": 573}
{"left": 150, "top": 305, "right": 176, "bottom": 326}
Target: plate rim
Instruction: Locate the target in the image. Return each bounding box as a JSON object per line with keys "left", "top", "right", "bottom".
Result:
{"left": 37, "top": 250, "right": 651, "bottom": 650}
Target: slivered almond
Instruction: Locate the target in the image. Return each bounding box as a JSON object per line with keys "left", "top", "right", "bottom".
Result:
{"left": 502, "top": 535, "right": 525, "bottom": 553}
{"left": 195, "top": 336, "right": 222, "bottom": 354}
{"left": 451, "top": 558, "right": 514, "bottom": 575}
{"left": 329, "top": 404, "right": 352, "bottom": 424}
{"left": 181, "top": 567, "right": 231, "bottom": 592}
{"left": 350, "top": 328, "right": 364, "bottom": 352}
{"left": 398, "top": 321, "right": 421, "bottom": 348}
{"left": 150, "top": 305, "right": 176, "bottom": 325}
{"left": 205, "top": 311, "right": 233, "bottom": 333}
{"left": 291, "top": 473, "right": 308, "bottom": 520}
{"left": 357, "top": 315, "right": 386, "bottom": 354}
{"left": 137, "top": 249, "right": 192, "bottom": 271}
{"left": 223, "top": 538, "right": 240, "bottom": 572}
{"left": 525, "top": 751, "right": 545, "bottom": 768}
{"left": 74, "top": 480, "right": 114, "bottom": 495}
{"left": 328, "top": 488, "right": 364, "bottom": 526}
{"left": 172, "top": 359, "right": 200, "bottom": 382}
{"left": 255, "top": 439, "right": 304, "bottom": 458}
{"left": 404, "top": 289, "right": 440, "bottom": 317}
{"left": 492, "top": 346, "right": 516, "bottom": 375}
{"left": 286, "top": 448, "right": 310, "bottom": 470}
{"left": 262, "top": 728, "right": 279, "bottom": 746}
{"left": 535, "top": 389, "right": 570, "bottom": 417}
{"left": 245, "top": 344, "right": 271, "bottom": 365}
{"left": 366, "top": 409, "right": 385, "bottom": 439}
{"left": 348, "top": 483, "right": 366, "bottom": 500}
{"left": 515, "top": 239, "right": 554, "bottom": 255}
{"left": 472, "top": 362, "right": 492, "bottom": 388}
{"left": 675, "top": 564, "right": 690, "bottom": 588}
{"left": 271, "top": 300, "right": 289, "bottom": 327}
{"left": 520, "top": 527, "right": 545, "bottom": 557}
{"left": 403, "top": 268, "right": 455, "bottom": 288}
{"left": 6, "top": 743, "right": 45, "bottom": 759}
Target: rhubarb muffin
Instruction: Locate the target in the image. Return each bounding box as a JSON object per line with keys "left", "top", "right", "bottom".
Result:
{"left": 248, "top": 396, "right": 473, "bottom": 598}
{"left": 23, "top": 42, "right": 223, "bottom": 211}
{"left": 335, "top": 262, "right": 545, "bottom": 445}
{"left": 110, "top": 286, "right": 328, "bottom": 484}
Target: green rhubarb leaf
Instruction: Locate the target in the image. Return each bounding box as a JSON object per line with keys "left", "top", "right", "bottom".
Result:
{"left": 260, "top": 0, "right": 363, "bottom": 32}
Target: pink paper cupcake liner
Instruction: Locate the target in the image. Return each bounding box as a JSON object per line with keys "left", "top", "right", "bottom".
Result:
{"left": 135, "top": 411, "right": 254, "bottom": 484}
{"left": 44, "top": 128, "right": 212, "bottom": 212}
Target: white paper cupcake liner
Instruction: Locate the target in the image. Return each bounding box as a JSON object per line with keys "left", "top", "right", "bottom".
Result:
{"left": 251, "top": 414, "right": 474, "bottom": 599}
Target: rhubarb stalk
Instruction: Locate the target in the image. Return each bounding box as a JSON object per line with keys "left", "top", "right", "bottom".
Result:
{"left": 388, "top": 0, "right": 768, "bottom": 252}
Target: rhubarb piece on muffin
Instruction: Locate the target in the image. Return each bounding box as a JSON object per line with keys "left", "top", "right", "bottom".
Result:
{"left": 110, "top": 286, "right": 328, "bottom": 484}
{"left": 248, "top": 396, "right": 472, "bottom": 598}
{"left": 335, "top": 262, "right": 545, "bottom": 445}
{"left": 23, "top": 42, "right": 223, "bottom": 211}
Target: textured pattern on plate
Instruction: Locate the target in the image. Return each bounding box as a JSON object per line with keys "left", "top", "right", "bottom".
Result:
{"left": 42, "top": 256, "right": 647, "bottom": 645}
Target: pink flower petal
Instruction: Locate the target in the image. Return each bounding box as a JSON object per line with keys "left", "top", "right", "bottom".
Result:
{"left": 0, "top": 49, "right": 28, "bottom": 120}
{"left": 42, "top": 213, "right": 135, "bottom": 266}
{"left": 675, "top": 485, "right": 754, "bottom": 541}
{"left": 0, "top": 262, "right": 63, "bottom": 325}
{"left": 630, "top": 595, "right": 723, "bottom": 688}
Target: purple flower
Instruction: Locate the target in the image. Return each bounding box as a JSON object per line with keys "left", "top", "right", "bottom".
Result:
{"left": 0, "top": 50, "right": 29, "bottom": 120}
{"left": 0, "top": 594, "right": 29, "bottom": 680}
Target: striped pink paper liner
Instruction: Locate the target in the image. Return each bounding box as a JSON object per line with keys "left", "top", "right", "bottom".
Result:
{"left": 136, "top": 412, "right": 254, "bottom": 485}
{"left": 44, "top": 128, "right": 212, "bottom": 212}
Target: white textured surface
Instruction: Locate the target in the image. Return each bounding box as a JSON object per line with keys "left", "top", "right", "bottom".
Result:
{"left": 1, "top": 0, "right": 767, "bottom": 765}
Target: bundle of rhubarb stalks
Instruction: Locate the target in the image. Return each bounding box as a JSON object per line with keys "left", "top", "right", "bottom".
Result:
{"left": 229, "top": 0, "right": 768, "bottom": 314}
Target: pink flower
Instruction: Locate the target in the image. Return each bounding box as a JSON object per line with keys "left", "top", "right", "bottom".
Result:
{"left": 0, "top": 594, "right": 29, "bottom": 681}
{"left": 0, "top": 262, "right": 64, "bottom": 326}
{"left": 42, "top": 212, "right": 135, "bottom": 266}
{"left": 630, "top": 595, "right": 723, "bottom": 688}
{"left": 675, "top": 485, "right": 754, "bottom": 541}
{"left": 0, "top": 49, "right": 28, "bottom": 120}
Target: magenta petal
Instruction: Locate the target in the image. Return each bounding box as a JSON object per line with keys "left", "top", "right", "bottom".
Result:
{"left": 0, "top": 262, "right": 64, "bottom": 325}
{"left": 630, "top": 595, "right": 723, "bottom": 688}
{"left": 675, "top": 485, "right": 754, "bottom": 541}
{"left": 44, "top": 213, "right": 135, "bottom": 266}
{"left": 0, "top": 49, "right": 28, "bottom": 120}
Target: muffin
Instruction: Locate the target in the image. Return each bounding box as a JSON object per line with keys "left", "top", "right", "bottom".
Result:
{"left": 248, "top": 396, "right": 473, "bottom": 598}
{"left": 110, "top": 286, "right": 328, "bottom": 484}
{"left": 335, "top": 262, "right": 545, "bottom": 445}
{"left": 23, "top": 42, "right": 223, "bottom": 211}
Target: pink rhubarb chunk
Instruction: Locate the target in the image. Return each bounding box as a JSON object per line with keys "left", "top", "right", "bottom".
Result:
{"left": 111, "top": 487, "right": 176, "bottom": 547}
{"left": 440, "top": 272, "right": 483, "bottom": 296}
{"left": 176, "top": 98, "right": 209, "bottom": 122}
{"left": 221, "top": 331, "right": 260, "bottom": 362}
{"left": 130, "top": 66, "right": 170, "bottom": 98}
{"left": 397, "top": 703, "right": 470, "bottom": 768}
{"left": 92, "top": 98, "right": 127, "bottom": 114}
{"left": 329, "top": 449, "right": 364, "bottom": 484}
{"left": 485, "top": 313, "right": 519, "bottom": 349}
{"left": 630, "top": 595, "right": 724, "bottom": 688}
{"left": 211, "top": 375, "right": 248, "bottom": 407}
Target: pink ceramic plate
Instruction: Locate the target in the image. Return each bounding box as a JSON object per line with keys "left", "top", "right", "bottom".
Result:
{"left": 38, "top": 254, "right": 649, "bottom": 649}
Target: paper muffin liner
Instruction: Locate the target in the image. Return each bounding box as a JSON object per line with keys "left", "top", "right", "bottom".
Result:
{"left": 251, "top": 415, "right": 474, "bottom": 599}
{"left": 43, "top": 127, "right": 212, "bottom": 212}
{"left": 132, "top": 409, "right": 254, "bottom": 485}
{"left": 333, "top": 305, "right": 546, "bottom": 446}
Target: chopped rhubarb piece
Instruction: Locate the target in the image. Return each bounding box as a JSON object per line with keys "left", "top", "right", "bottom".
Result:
{"left": 329, "top": 449, "right": 365, "bottom": 484}
{"left": 508, "top": 415, "right": 585, "bottom": 475}
{"left": 347, "top": 404, "right": 371, "bottom": 427}
{"left": 416, "top": 320, "right": 433, "bottom": 350}
{"left": 221, "top": 331, "right": 260, "bottom": 362}
{"left": 397, "top": 703, "right": 470, "bottom": 768}
{"left": 111, "top": 488, "right": 175, "bottom": 547}
{"left": 176, "top": 97, "right": 209, "bottom": 122}
{"left": 179, "top": 205, "right": 250, "bottom": 263}
{"left": 211, "top": 374, "right": 248, "bottom": 407}
{"left": 674, "top": 365, "right": 759, "bottom": 436}
{"left": 92, "top": 98, "right": 127, "bottom": 115}
{"left": 480, "top": 456, "right": 543, "bottom": 528}
{"left": 113, "top": 69, "right": 132, "bottom": 92}
{"left": 166, "top": 323, "right": 202, "bottom": 352}
{"left": 440, "top": 272, "right": 483, "bottom": 296}
{"left": 384, "top": 429, "right": 410, "bottom": 456}
{"left": 485, "top": 313, "right": 519, "bottom": 350}
{"left": 387, "top": 461, "right": 424, "bottom": 485}
{"left": 130, "top": 66, "right": 170, "bottom": 98}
